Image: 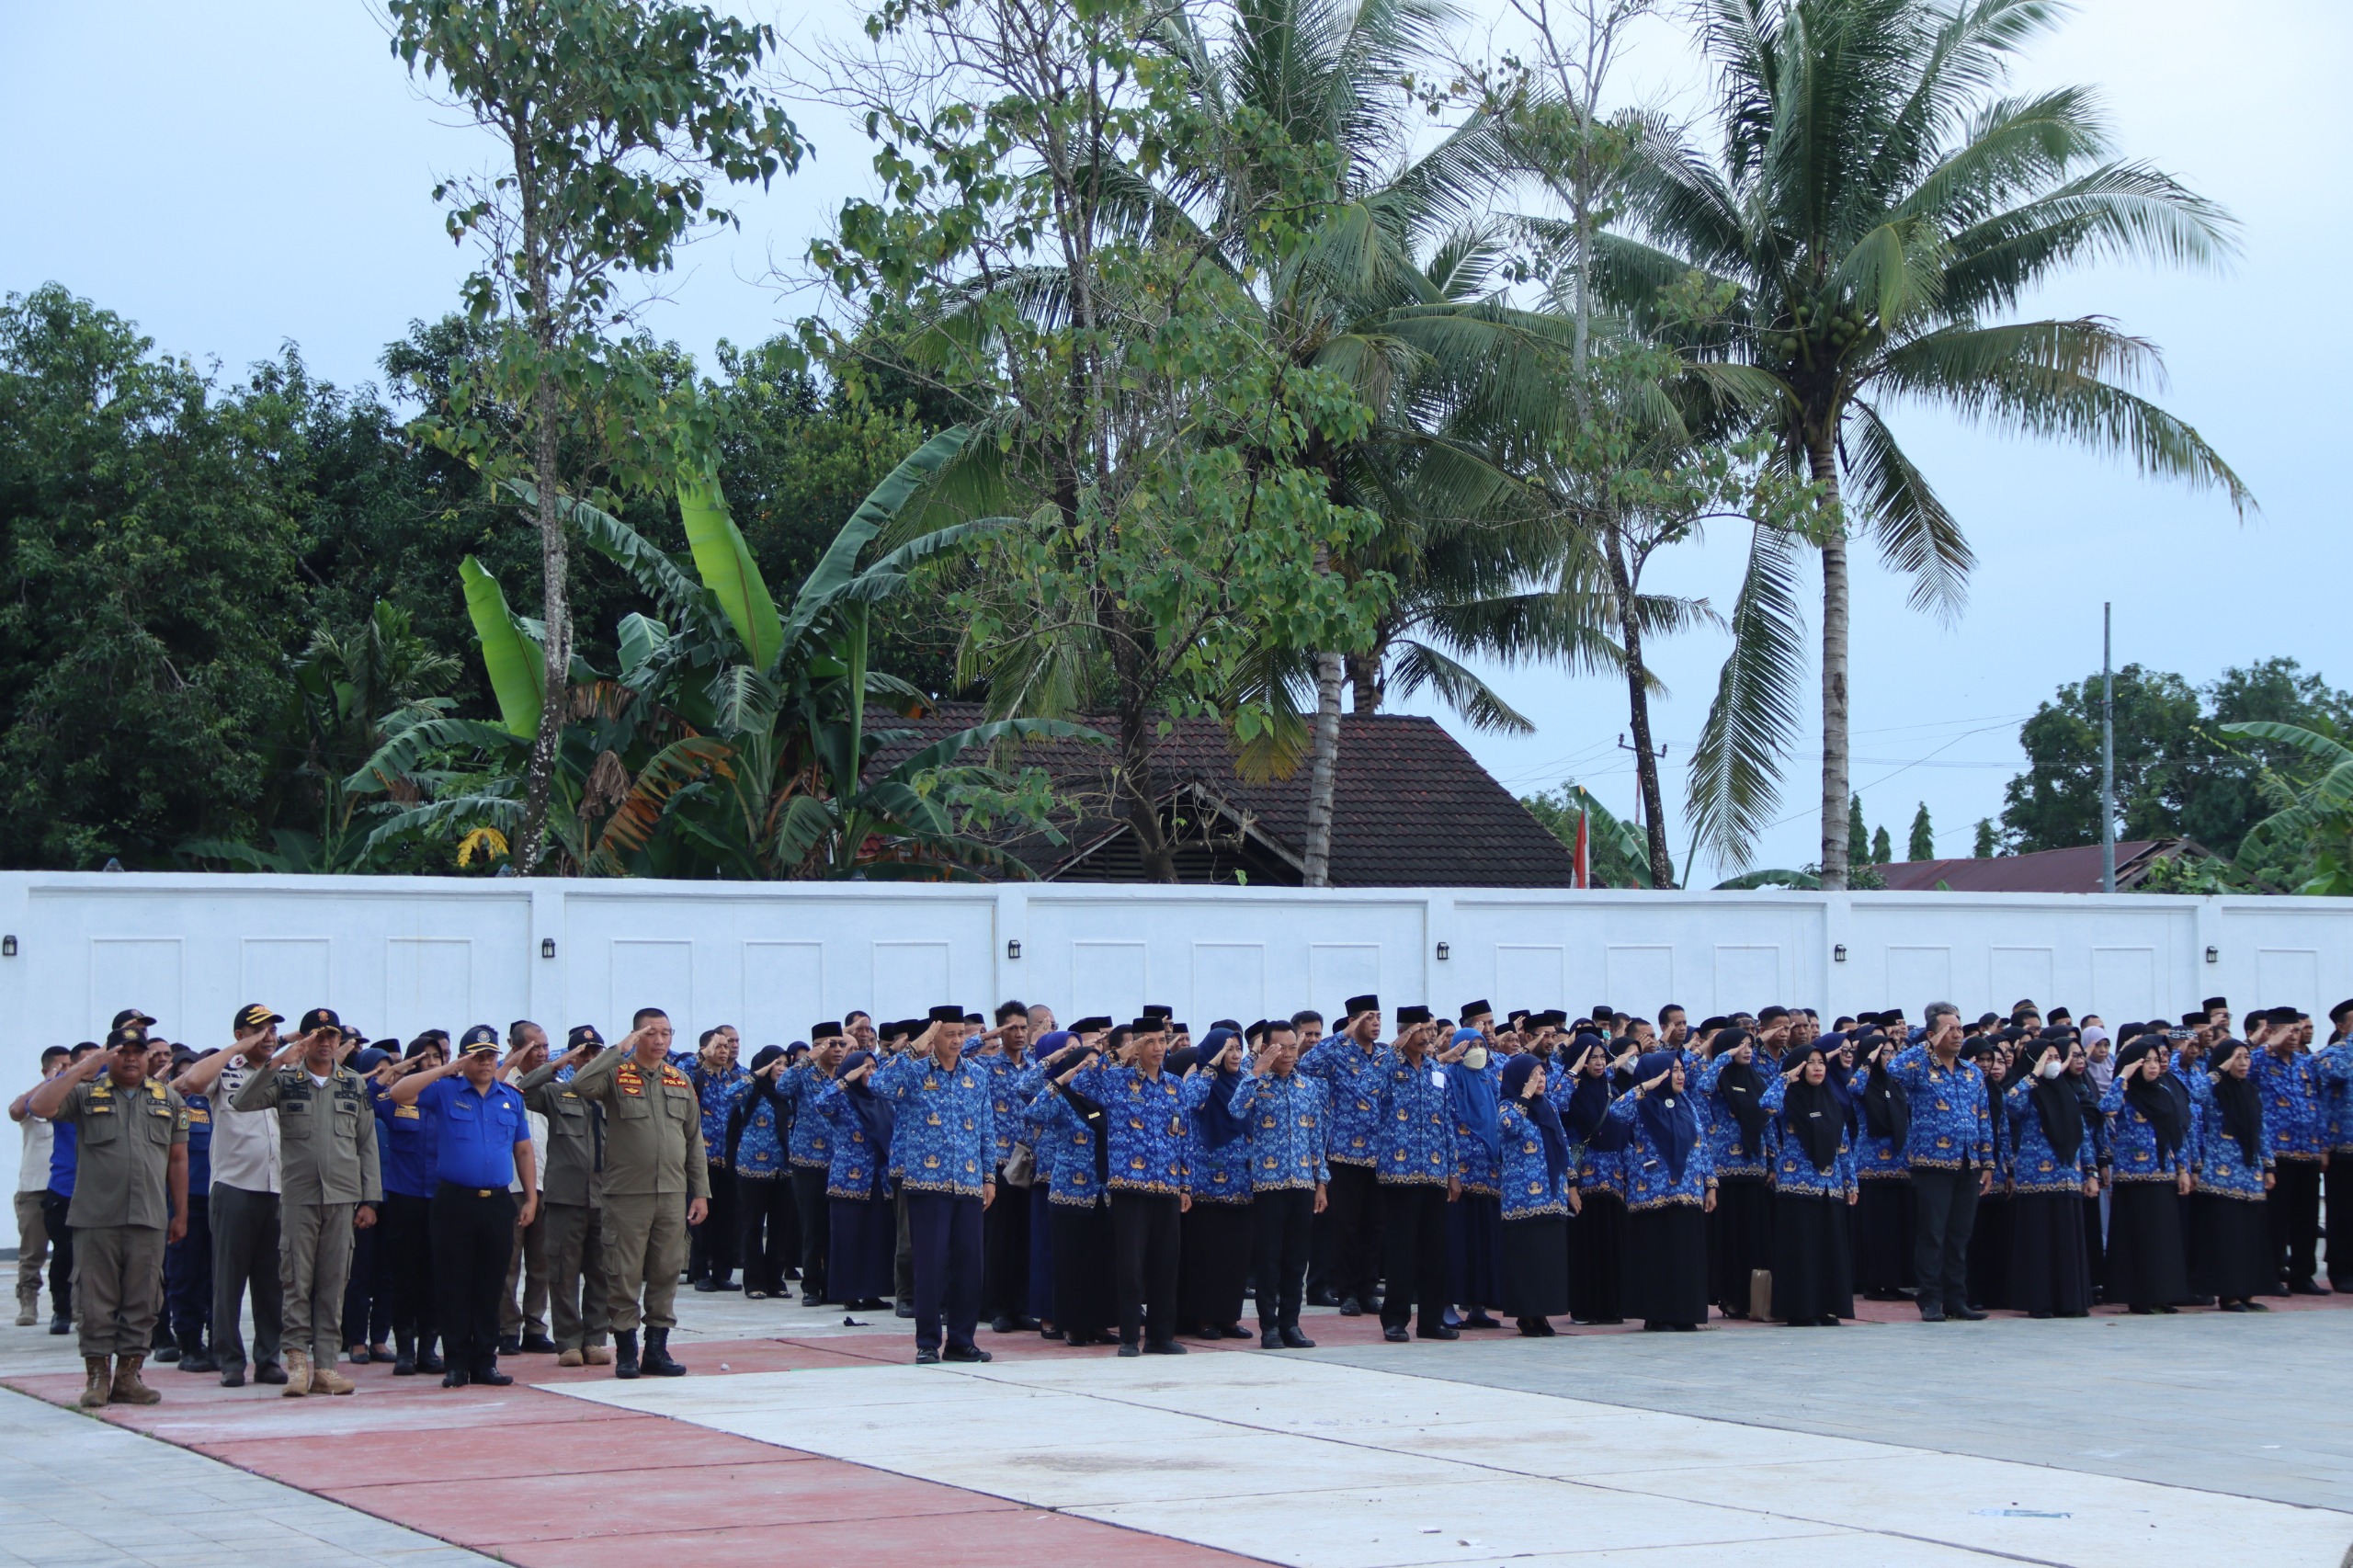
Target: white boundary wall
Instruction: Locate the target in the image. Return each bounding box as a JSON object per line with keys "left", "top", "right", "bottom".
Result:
{"left": 4, "top": 871, "right": 2350, "bottom": 1243}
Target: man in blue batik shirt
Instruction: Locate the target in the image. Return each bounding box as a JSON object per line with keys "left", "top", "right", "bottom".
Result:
{"left": 873, "top": 1007, "right": 997, "bottom": 1364}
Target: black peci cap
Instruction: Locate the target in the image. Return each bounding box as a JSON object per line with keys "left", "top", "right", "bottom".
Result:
{"left": 1344, "top": 994, "right": 1381, "bottom": 1017}
{"left": 928, "top": 1005, "right": 965, "bottom": 1025}
{"left": 1397, "top": 1005, "right": 1433, "bottom": 1026}
{"left": 811, "top": 1021, "right": 843, "bottom": 1040}
{"left": 298, "top": 1007, "right": 341, "bottom": 1035}
{"left": 1458, "top": 1000, "right": 1492, "bottom": 1020}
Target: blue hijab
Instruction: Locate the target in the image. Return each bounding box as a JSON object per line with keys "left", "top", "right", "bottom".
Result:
{"left": 1192, "top": 1028, "right": 1249, "bottom": 1150}
{"left": 1631, "top": 1050, "right": 1699, "bottom": 1184}
{"left": 1500, "top": 1052, "right": 1570, "bottom": 1187}
{"left": 836, "top": 1051, "right": 895, "bottom": 1194}
{"left": 1444, "top": 1028, "right": 1500, "bottom": 1158}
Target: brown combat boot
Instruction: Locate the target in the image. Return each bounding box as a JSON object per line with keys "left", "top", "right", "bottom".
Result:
{"left": 582, "top": 1343, "right": 612, "bottom": 1366}
{"left": 78, "top": 1356, "right": 112, "bottom": 1409}
{"left": 282, "top": 1348, "right": 314, "bottom": 1397}
{"left": 309, "top": 1361, "right": 357, "bottom": 1396}
{"left": 108, "top": 1353, "right": 162, "bottom": 1406}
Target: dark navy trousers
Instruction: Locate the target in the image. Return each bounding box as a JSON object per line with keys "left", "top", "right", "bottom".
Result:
{"left": 907, "top": 1192, "right": 984, "bottom": 1355}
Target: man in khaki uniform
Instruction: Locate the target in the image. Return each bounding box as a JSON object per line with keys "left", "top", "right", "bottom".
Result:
{"left": 517, "top": 1024, "right": 613, "bottom": 1367}
{"left": 566, "top": 1007, "right": 705, "bottom": 1379}
{"left": 29, "top": 1025, "right": 188, "bottom": 1408}
{"left": 230, "top": 1007, "right": 380, "bottom": 1396}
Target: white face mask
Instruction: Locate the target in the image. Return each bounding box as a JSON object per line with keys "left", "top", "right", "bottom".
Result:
{"left": 2039, "top": 1054, "right": 2066, "bottom": 1080}
{"left": 1462, "top": 1046, "right": 1488, "bottom": 1071}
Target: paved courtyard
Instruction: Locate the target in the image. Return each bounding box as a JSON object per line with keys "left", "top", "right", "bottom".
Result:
{"left": 4, "top": 1290, "right": 2348, "bottom": 1568}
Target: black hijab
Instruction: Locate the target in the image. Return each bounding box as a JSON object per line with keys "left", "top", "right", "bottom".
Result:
{"left": 1563, "top": 1035, "right": 1616, "bottom": 1145}
{"left": 1501, "top": 1053, "right": 1571, "bottom": 1187}
{"left": 2021, "top": 1037, "right": 2084, "bottom": 1163}
{"left": 2116, "top": 1036, "right": 2188, "bottom": 1160}
{"left": 1779, "top": 1046, "right": 1845, "bottom": 1173}
{"left": 836, "top": 1051, "right": 895, "bottom": 1195}
{"left": 1190, "top": 1029, "right": 1248, "bottom": 1151}
{"left": 2207, "top": 1040, "right": 2263, "bottom": 1165}
{"left": 1710, "top": 1028, "right": 1770, "bottom": 1159}
{"left": 1858, "top": 1031, "right": 1910, "bottom": 1146}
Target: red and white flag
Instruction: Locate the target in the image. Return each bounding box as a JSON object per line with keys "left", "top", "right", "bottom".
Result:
{"left": 1573, "top": 796, "right": 1590, "bottom": 888}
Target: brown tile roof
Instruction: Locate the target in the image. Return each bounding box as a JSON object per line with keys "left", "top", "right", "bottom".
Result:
{"left": 874, "top": 706, "right": 1582, "bottom": 887}
{"left": 1865, "top": 839, "right": 2200, "bottom": 893}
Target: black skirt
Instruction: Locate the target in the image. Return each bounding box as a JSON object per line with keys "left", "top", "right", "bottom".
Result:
{"left": 1967, "top": 1193, "right": 2013, "bottom": 1310}
{"left": 1707, "top": 1175, "right": 1774, "bottom": 1312}
{"left": 1449, "top": 1192, "right": 1504, "bottom": 1310}
{"left": 827, "top": 1194, "right": 896, "bottom": 1302}
{"left": 1853, "top": 1178, "right": 1916, "bottom": 1293}
{"left": 2191, "top": 1191, "right": 2272, "bottom": 1301}
{"left": 2009, "top": 1190, "right": 2091, "bottom": 1316}
{"left": 1769, "top": 1190, "right": 1854, "bottom": 1323}
{"left": 1051, "top": 1200, "right": 1115, "bottom": 1338}
{"left": 1570, "top": 1189, "right": 1626, "bottom": 1323}
{"left": 1180, "top": 1199, "right": 1254, "bottom": 1329}
{"left": 2105, "top": 1179, "right": 2188, "bottom": 1310}
{"left": 1624, "top": 1203, "right": 1709, "bottom": 1328}
{"left": 2082, "top": 1193, "right": 2106, "bottom": 1297}
{"left": 1499, "top": 1214, "right": 1570, "bottom": 1319}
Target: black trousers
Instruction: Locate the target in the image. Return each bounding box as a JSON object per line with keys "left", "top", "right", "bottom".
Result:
{"left": 2328, "top": 1160, "right": 2353, "bottom": 1290}
{"left": 982, "top": 1170, "right": 1031, "bottom": 1320}
{"left": 209, "top": 1184, "right": 282, "bottom": 1370}
{"left": 689, "top": 1162, "right": 737, "bottom": 1284}
{"left": 381, "top": 1191, "right": 438, "bottom": 1347}
{"left": 1911, "top": 1165, "right": 1982, "bottom": 1311}
{"left": 39, "top": 1190, "right": 74, "bottom": 1317}
{"left": 163, "top": 1192, "right": 211, "bottom": 1345}
{"left": 791, "top": 1166, "right": 831, "bottom": 1300}
{"left": 1251, "top": 1187, "right": 1314, "bottom": 1328}
{"left": 1324, "top": 1163, "right": 1382, "bottom": 1302}
{"left": 1109, "top": 1190, "right": 1182, "bottom": 1346}
{"left": 430, "top": 1184, "right": 516, "bottom": 1374}
{"left": 1378, "top": 1184, "right": 1451, "bottom": 1333}
{"left": 2268, "top": 1159, "right": 2323, "bottom": 1288}
{"left": 341, "top": 1216, "right": 392, "bottom": 1348}
{"left": 733, "top": 1173, "right": 796, "bottom": 1294}
{"left": 907, "top": 1191, "right": 984, "bottom": 1355}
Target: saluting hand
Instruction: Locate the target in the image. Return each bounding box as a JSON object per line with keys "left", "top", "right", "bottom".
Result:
{"left": 1640, "top": 1070, "right": 1671, "bottom": 1094}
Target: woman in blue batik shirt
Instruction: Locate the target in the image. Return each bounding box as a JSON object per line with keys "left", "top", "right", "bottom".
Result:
{"left": 2190, "top": 1036, "right": 2275, "bottom": 1311}
{"left": 1495, "top": 1054, "right": 1575, "bottom": 1335}
{"left": 1697, "top": 1028, "right": 1775, "bottom": 1320}
{"left": 810, "top": 1051, "right": 897, "bottom": 1310}
{"left": 724, "top": 1046, "right": 799, "bottom": 1299}
{"left": 1175, "top": 1034, "right": 1256, "bottom": 1339}
{"left": 1561, "top": 1036, "right": 1626, "bottom": 1325}
{"left": 1761, "top": 1040, "right": 1857, "bottom": 1325}
{"left": 1443, "top": 1028, "right": 1506, "bottom": 1331}
{"left": 1027, "top": 1032, "right": 1115, "bottom": 1346}
{"left": 2004, "top": 1033, "right": 2098, "bottom": 1319}
{"left": 1605, "top": 1051, "right": 1715, "bottom": 1332}
{"left": 2099, "top": 1029, "right": 2191, "bottom": 1313}
{"left": 1849, "top": 1029, "right": 1915, "bottom": 1301}
{"left": 1962, "top": 1030, "right": 2017, "bottom": 1312}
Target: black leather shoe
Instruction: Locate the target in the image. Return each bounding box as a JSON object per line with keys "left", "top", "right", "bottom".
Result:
{"left": 641, "top": 1328, "right": 688, "bottom": 1377}
{"left": 472, "top": 1366, "right": 515, "bottom": 1387}
{"left": 1382, "top": 1325, "right": 1410, "bottom": 1343}
{"left": 614, "top": 1329, "right": 641, "bottom": 1380}
{"left": 254, "top": 1361, "right": 289, "bottom": 1384}
{"left": 894, "top": 1301, "right": 915, "bottom": 1319}
{"left": 1142, "top": 1339, "right": 1187, "bottom": 1355}
{"left": 1337, "top": 1297, "right": 1362, "bottom": 1317}
{"left": 1279, "top": 1326, "right": 1316, "bottom": 1349}
{"left": 1946, "top": 1303, "right": 1988, "bottom": 1322}
{"left": 1007, "top": 1314, "right": 1040, "bottom": 1331}
{"left": 1417, "top": 1324, "right": 1461, "bottom": 1340}
{"left": 693, "top": 1279, "right": 719, "bottom": 1293}
{"left": 2290, "top": 1280, "right": 2330, "bottom": 1296}
{"left": 990, "top": 1315, "right": 1016, "bottom": 1335}
{"left": 1117, "top": 1343, "right": 1141, "bottom": 1357}
{"left": 497, "top": 1335, "right": 522, "bottom": 1356}
{"left": 153, "top": 1344, "right": 181, "bottom": 1364}
{"left": 1261, "top": 1327, "right": 1284, "bottom": 1348}
{"left": 1307, "top": 1287, "right": 1340, "bottom": 1308}
{"left": 418, "top": 1343, "right": 446, "bottom": 1374}
{"left": 48, "top": 1312, "right": 70, "bottom": 1335}
{"left": 218, "top": 1364, "right": 246, "bottom": 1389}
{"left": 1916, "top": 1303, "right": 1947, "bottom": 1323}
{"left": 943, "top": 1345, "right": 992, "bottom": 1363}
{"left": 915, "top": 1350, "right": 941, "bottom": 1365}
{"left": 712, "top": 1279, "right": 742, "bottom": 1291}
{"left": 440, "top": 1368, "right": 471, "bottom": 1388}
{"left": 392, "top": 1350, "right": 416, "bottom": 1377}
{"left": 1460, "top": 1312, "right": 1503, "bottom": 1330}
{"left": 518, "top": 1334, "right": 559, "bottom": 1354}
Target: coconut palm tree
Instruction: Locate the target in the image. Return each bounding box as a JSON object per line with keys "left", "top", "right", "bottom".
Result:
{"left": 1598, "top": 0, "right": 2249, "bottom": 883}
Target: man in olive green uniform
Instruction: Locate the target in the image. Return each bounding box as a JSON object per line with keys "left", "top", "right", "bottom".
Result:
{"left": 29, "top": 1025, "right": 188, "bottom": 1408}
{"left": 517, "top": 1024, "right": 613, "bottom": 1367}
{"left": 230, "top": 1006, "right": 381, "bottom": 1396}
{"left": 566, "top": 1007, "right": 706, "bottom": 1379}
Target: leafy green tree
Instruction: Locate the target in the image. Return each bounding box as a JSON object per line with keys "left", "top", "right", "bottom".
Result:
{"left": 388, "top": 0, "right": 804, "bottom": 872}
{"left": 1520, "top": 779, "right": 1673, "bottom": 887}
{"left": 1973, "top": 816, "right": 1996, "bottom": 858}
{"left": 2212, "top": 721, "right": 2353, "bottom": 894}
{"left": 0, "top": 286, "right": 305, "bottom": 866}
{"left": 1870, "top": 823, "right": 1893, "bottom": 864}
{"left": 1907, "top": 801, "right": 1933, "bottom": 861}
{"left": 1606, "top": 0, "right": 2248, "bottom": 886}
{"left": 1847, "top": 793, "right": 1869, "bottom": 868}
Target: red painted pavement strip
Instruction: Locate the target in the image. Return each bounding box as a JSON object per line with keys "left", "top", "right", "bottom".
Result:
{"left": 204, "top": 1413, "right": 808, "bottom": 1485}
{"left": 485, "top": 1508, "right": 1272, "bottom": 1568}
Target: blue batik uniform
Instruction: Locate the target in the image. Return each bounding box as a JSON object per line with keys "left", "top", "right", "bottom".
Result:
{"left": 811, "top": 1081, "right": 890, "bottom": 1199}
{"left": 1027, "top": 1088, "right": 1106, "bottom": 1208}
{"left": 2314, "top": 1040, "right": 2353, "bottom": 1153}
{"left": 1372, "top": 1051, "right": 1457, "bottom": 1187}
{"left": 1496, "top": 1103, "right": 1571, "bottom": 1219}
{"left": 1069, "top": 1062, "right": 1189, "bottom": 1196}
{"left": 726, "top": 1080, "right": 790, "bottom": 1177}
{"left": 1229, "top": 1073, "right": 1330, "bottom": 1192}
{"left": 776, "top": 1062, "right": 835, "bottom": 1171}
{"left": 2250, "top": 1049, "right": 2325, "bottom": 1163}
{"left": 1576, "top": 1140, "right": 1626, "bottom": 1203}
{"left": 1760, "top": 1078, "right": 1857, "bottom": 1199}
{"left": 1448, "top": 1055, "right": 1504, "bottom": 1196}
{"left": 1886, "top": 1047, "right": 1994, "bottom": 1170}
{"left": 1603, "top": 1093, "right": 1713, "bottom": 1210}
{"left": 687, "top": 1064, "right": 749, "bottom": 1169}
{"left": 870, "top": 1053, "right": 995, "bottom": 1198}
{"left": 2189, "top": 1077, "right": 2272, "bottom": 1199}
{"left": 181, "top": 1091, "right": 213, "bottom": 1194}
{"left": 966, "top": 1051, "right": 1025, "bottom": 1167}
{"left": 1180, "top": 1072, "right": 1253, "bottom": 1206}
{"left": 1695, "top": 1054, "right": 1773, "bottom": 1180}
{"left": 1299, "top": 1039, "right": 1387, "bottom": 1169}
{"left": 2003, "top": 1082, "right": 2097, "bottom": 1193}
{"left": 2100, "top": 1079, "right": 2188, "bottom": 1182}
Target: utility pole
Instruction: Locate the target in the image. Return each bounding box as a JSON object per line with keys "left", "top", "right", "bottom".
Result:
{"left": 2101, "top": 601, "right": 2116, "bottom": 893}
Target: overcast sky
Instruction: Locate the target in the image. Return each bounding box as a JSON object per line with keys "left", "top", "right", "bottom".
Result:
{"left": 6, "top": 0, "right": 2344, "bottom": 882}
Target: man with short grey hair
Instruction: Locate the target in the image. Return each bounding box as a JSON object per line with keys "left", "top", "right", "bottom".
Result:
{"left": 175, "top": 1006, "right": 290, "bottom": 1387}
